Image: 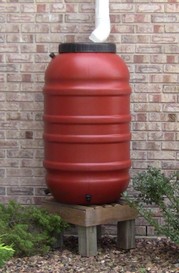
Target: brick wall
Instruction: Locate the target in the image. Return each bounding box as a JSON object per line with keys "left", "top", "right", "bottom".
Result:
{"left": 0, "top": 0, "right": 178, "bottom": 236}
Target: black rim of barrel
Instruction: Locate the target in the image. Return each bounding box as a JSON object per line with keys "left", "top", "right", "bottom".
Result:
{"left": 58, "top": 43, "right": 116, "bottom": 53}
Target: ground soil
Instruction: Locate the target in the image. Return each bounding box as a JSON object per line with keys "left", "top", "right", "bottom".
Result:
{"left": 1, "top": 237, "right": 179, "bottom": 273}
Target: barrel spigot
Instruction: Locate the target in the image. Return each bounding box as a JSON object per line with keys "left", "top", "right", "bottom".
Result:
{"left": 85, "top": 194, "right": 92, "bottom": 203}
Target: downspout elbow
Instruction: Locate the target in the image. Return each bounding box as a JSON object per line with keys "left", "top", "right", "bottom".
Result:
{"left": 89, "top": 0, "right": 111, "bottom": 43}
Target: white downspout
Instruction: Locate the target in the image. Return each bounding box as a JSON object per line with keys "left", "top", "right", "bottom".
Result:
{"left": 89, "top": 0, "right": 111, "bottom": 43}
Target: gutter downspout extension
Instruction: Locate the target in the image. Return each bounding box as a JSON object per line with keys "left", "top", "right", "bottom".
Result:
{"left": 89, "top": 0, "right": 110, "bottom": 43}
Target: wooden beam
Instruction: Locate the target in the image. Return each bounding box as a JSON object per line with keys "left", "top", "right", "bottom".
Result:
{"left": 117, "top": 219, "right": 136, "bottom": 250}
{"left": 42, "top": 198, "right": 137, "bottom": 256}
{"left": 43, "top": 198, "right": 138, "bottom": 227}
{"left": 78, "top": 226, "right": 97, "bottom": 256}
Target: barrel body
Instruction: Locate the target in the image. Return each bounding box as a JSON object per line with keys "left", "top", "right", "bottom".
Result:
{"left": 43, "top": 43, "right": 131, "bottom": 205}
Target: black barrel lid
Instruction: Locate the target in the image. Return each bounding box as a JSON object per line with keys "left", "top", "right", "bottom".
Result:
{"left": 59, "top": 43, "right": 116, "bottom": 53}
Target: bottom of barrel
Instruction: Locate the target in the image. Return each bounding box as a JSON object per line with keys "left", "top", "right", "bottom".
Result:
{"left": 45, "top": 170, "right": 130, "bottom": 205}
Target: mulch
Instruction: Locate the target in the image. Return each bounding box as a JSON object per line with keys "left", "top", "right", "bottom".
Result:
{"left": 1, "top": 237, "right": 179, "bottom": 273}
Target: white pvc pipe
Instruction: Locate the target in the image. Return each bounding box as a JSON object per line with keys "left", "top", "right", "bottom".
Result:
{"left": 89, "top": 0, "right": 110, "bottom": 43}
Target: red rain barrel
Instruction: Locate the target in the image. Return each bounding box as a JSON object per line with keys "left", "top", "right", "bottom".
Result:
{"left": 43, "top": 43, "right": 131, "bottom": 205}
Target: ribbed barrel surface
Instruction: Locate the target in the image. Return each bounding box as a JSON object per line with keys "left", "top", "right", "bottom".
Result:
{"left": 43, "top": 43, "right": 131, "bottom": 205}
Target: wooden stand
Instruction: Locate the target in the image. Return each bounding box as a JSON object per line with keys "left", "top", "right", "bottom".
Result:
{"left": 43, "top": 198, "right": 138, "bottom": 257}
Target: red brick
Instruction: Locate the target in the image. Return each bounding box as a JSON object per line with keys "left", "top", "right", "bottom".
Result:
{"left": 136, "top": 3, "right": 164, "bottom": 12}
{"left": 148, "top": 94, "right": 162, "bottom": 103}
{"left": 152, "top": 14, "right": 177, "bottom": 23}
{"left": 163, "top": 132, "right": 176, "bottom": 141}
{"left": 111, "top": 3, "right": 134, "bottom": 12}
{"left": 162, "top": 141, "right": 179, "bottom": 151}
{"left": 37, "top": 4, "right": 49, "bottom": 13}
{"left": 148, "top": 151, "right": 176, "bottom": 160}
{"left": 150, "top": 74, "right": 178, "bottom": 83}
{"left": 132, "top": 141, "right": 161, "bottom": 151}
{"left": 162, "top": 123, "right": 178, "bottom": 131}
{"left": 133, "top": 113, "right": 147, "bottom": 122}
{"left": 36, "top": 14, "right": 63, "bottom": 23}
{"left": 1, "top": 24, "right": 20, "bottom": 33}
{"left": 7, "top": 187, "right": 34, "bottom": 196}
{"left": 0, "top": 45, "right": 19, "bottom": 53}
{"left": 122, "top": 14, "right": 151, "bottom": 23}
{"left": 164, "top": 64, "right": 179, "bottom": 73}
{"left": 151, "top": 34, "right": 177, "bottom": 43}
{"left": 165, "top": 24, "right": 179, "bottom": 32}
{"left": 136, "top": 45, "right": 163, "bottom": 54}
{"left": 165, "top": 3, "right": 179, "bottom": 12}
{"left": 166, "top": 55, "right": 178, "bottom": 63}
{"left": 111, "top": 25, "right": 134, "bottom": 33}
{"left": 163, "top": 85, "right": 179, "bottom": 93}
{"left": 20, "top": 4, "right": 37, "bottom": 13}
{"left": 7, "top": 13, "right": 35, "bottom": 23}
{"left": 0, "top": 3, "right": 20, "bottom": 12}
{"left": 162, "top": 161, "right": 179, "bottom": 170}
{"left": 6, "top": 53, "right": 33, "bottom": 63}
{"left": 65, "top": 13, "right": 92, "bottom": 23}
{"left": 136, "top": 24, "right": 153, "bottom": 33}
{"left": 110, "top": 14, "right": 121, "bottom": 23}
{"left": 164, "top": 44, "right": 179, "bottom": 53}
{"left": 6, "top": 34, "right": 33, "bottom": 43}
{"left": 66, "top": 3, "right": 78, "bottom": 12}
{"left": 50, "top": 3, "right": 65, "bottom": 12}
{"left": 135, "top": 64, "right": 163, "bottom": 73}
{"left": 136, "top": 226, "right": 147, "bottom": 236}
{"left": 150, "top": 54, "right": 166, "bottom": 63}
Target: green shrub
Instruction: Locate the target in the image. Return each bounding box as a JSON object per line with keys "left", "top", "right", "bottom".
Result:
{"left": 0, "top": 201, "right": 68, "bottom": 257}
{"left": 0, "top": 240, "right": 14, "bottom": 268}
{"left": 125, "top": 166, "right": 179, "bottom": 244}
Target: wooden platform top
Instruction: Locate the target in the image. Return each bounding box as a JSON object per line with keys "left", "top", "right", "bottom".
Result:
{"left": 43, "top": 198, "right": 138, "bottom": 227}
